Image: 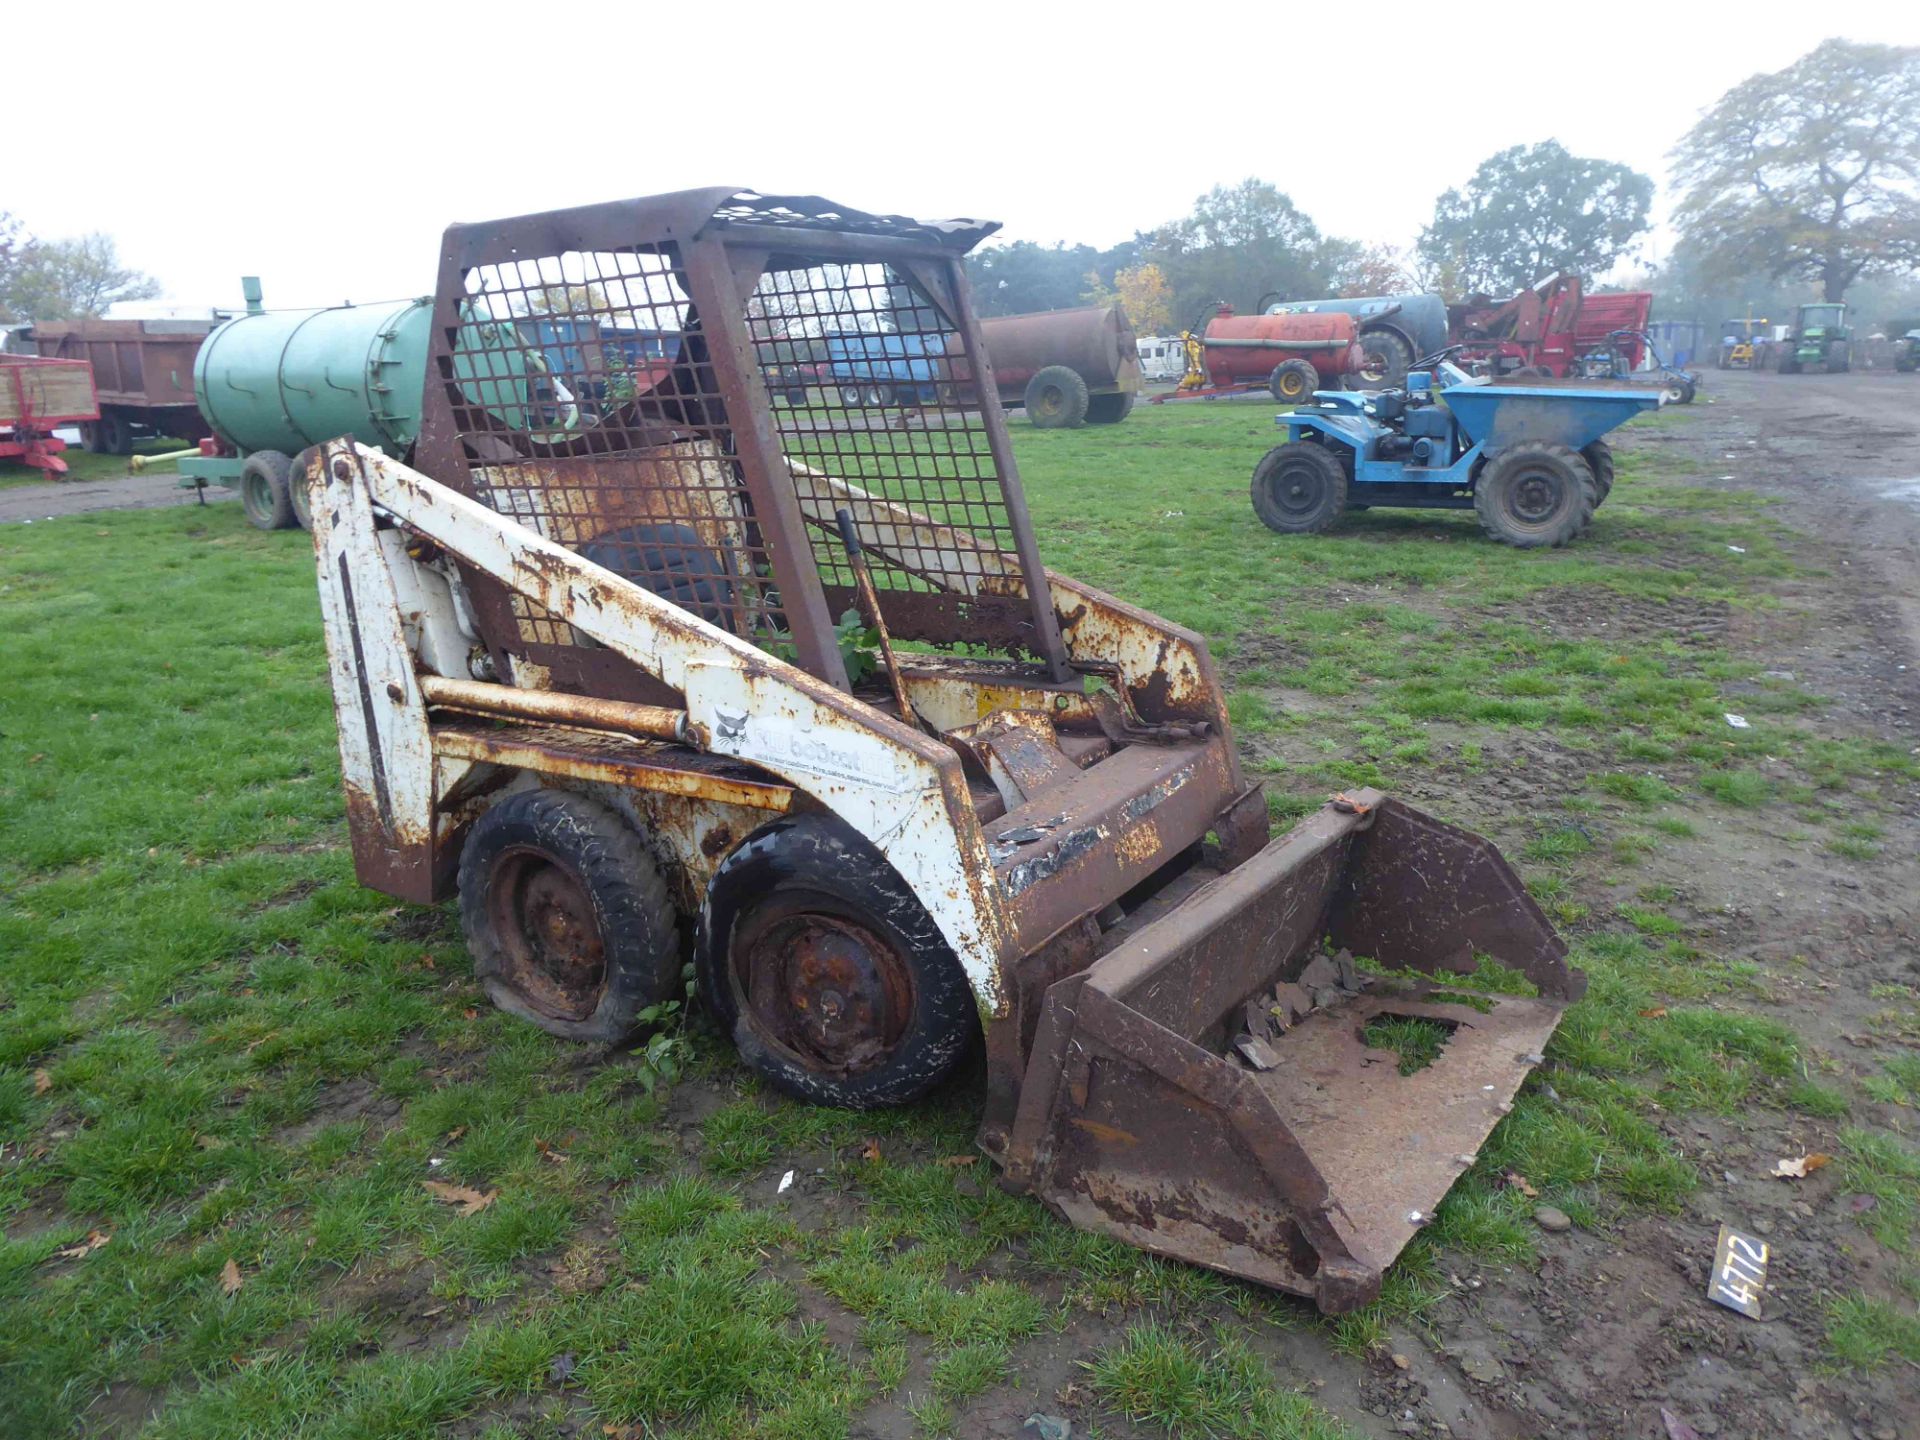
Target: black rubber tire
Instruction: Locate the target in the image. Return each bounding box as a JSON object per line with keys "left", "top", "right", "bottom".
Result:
{"left": 1357, "top": 329, "right": 1412, "bottom": 387}
{"left": 79, "top": 421, "right": 105, "bottom": 454}
{"left": 1084, "top": 390, "right": 1136, "bottom": 425}
{"left": 95, "top": 409, "right": 134, "bottom": 457}
{"left": 1777, "top": 354, "right": 1800, "bottom": 375}
{"left": 459, "top": 788, "right": 680, "bottom": 1044}
{"left": 1675, "top": 378, "right": 1697, "bottom": 405}
{"left": 1473, "top": 443, "right": 1594, "bottom": 549}
{"left": 1025, "top": 366, "right": 1090, "bottom": 428}
{"left": 697, "top": 814, "right": 977, "bottom": 1108}
{"left": 1508, "top": 366, "right": 1550, "bottom": 381}
{"left": 1896, "top": 354, "right": 1916, "bottom": 374}
{"left": 239, "top": 450, "right": 295, "bottom": 531}
{"left": 1827, "top": 342, "right": 1849, "bottom": 373}
{"left": 287, "top": 447, "right": 319, "bottom": 531}
{"left": 1250, "top": 441, "right": 1347, "bottom": 535}
{"left": 1268, "top": 359, "right": 1319, "bottom": 404}
{"left": 1581, "top": 440, "right": 1615, "bottom": 507}
{"left": 839, "top": 385, "right": 865, "bottom": 408}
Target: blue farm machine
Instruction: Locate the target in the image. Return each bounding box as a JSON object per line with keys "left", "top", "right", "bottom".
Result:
{"left": 1249, "top": 347, "right": 1664, "bottom": 548}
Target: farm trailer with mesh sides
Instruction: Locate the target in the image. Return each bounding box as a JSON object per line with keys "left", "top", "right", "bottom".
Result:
{"left": 305, "top": 187, "right": 1584, "bottom": 1315}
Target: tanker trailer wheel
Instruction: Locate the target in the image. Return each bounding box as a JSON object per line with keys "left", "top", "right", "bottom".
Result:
{"left": 239, "top": 450, "right": 295, "bottom": 530}
{"left": 1250, "top": 440, "right": 1348, "bottom": 535}
{"left": 1024, "top": 365, "right": 1089, "bottom": 428}
{"left": 458, "top": 788, "right": 680, "bottom": 1044}
{"left": 1084, "top": 391, "right": 1136, "bottom": 425}
{"left": 697, "top": 814, "right": 977, "bottom": 1109}
{"left": 1357, "top": 331, "right": 1412, "bottom": 387}
{"left": 287, "top": 447, "right": 320, "bottom": 531}
{"left": 1268, "top": 359, "right": 1319, "bottom": 404}
{"left": 1473, "top": 443, "right": 1595, "bottom": 549}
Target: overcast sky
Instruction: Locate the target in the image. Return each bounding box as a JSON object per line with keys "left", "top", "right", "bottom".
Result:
{"left": 13, "top": 3, "right": 1919, "bottom": 315}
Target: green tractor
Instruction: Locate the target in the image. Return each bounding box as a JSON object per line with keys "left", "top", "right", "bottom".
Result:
{"left": 1774, "top": 303, "right": 1851, "bottom": 374}
{"left": 1889, "top": 318, "right": 1920, "bottom": 374}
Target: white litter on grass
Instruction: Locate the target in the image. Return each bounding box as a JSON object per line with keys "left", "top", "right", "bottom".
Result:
{"left": 777, "top": 1169, "right": 795, "bottom": 1194}
{"left": 1727, "top": 545, "right": 1746, "bottom": 554}
{"left": 1725, "top": 714, "right": 1751, "bottom": 729}
{"left": 1718, "top": 474, "right": 1735, "bottom": 480}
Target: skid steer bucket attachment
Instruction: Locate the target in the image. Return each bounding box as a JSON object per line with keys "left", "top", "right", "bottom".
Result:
{"left": 1003, "top": 791, "right": 1584, "bottom": 1315}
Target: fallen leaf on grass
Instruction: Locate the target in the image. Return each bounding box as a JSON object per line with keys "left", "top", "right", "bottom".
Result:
{"left": 1771, "top": 1154, "right": 1831, "bottom": 1179}
{"left": 32, "top": 1069, "right": 52, "bottom": 1096}
{"left": 221, "top": 1259, "right": 244, "bottom": 1296}
{"left": 859, "top": 1138, "right": 882, "bottom": 1163}
{"left": 1639, "top": 1007, "right": 1668, "bottom": 1019}
{"left": 933, "top": 1155, "right": 977, "bottom": 1169}
{"left": 423, "top": 1180, "right": 497, "bottom": 1215}
{"left": 535, "top": 1138, "right": 569, "bottom": 1164}
{"left": 549, "top": 1351, "right": 577, "bottom": 1384}
{"left": 194, "top": 1134, "right": 228, "bottom": 1151}
{"left": 462, "top": 1008, "right": 479, "bottom": 1020}
{"left": 443, "top": 1126, "right": 466, "bottom": 1143}
{"left": 1502, "top": 1171, "right": 1539, "bottom": 1198}
{"left": 56, "top": 1230, "right": 111, "bottom": 1259}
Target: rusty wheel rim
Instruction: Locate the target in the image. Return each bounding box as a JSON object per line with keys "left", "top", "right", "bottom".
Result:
{"left": 1506, "top": 470, "right": 1565, "bottom": 528}
{"left": 486, "top": 845, "right": 607, "bottom": 1022}
{"left": 1033, "top": 385, "right": 1064, "bottom": 419}
{"left": 731, "top": 897, "right": 914, "bottom": 1074}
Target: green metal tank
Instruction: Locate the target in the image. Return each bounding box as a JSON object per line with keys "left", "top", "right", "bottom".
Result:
{"left": 193, "top": 293, "right": 432, "bottom": 456}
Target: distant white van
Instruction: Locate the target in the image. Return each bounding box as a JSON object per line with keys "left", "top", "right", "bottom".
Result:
{"left": 1136, "top": 335, "right": 1186, "bottom": 383}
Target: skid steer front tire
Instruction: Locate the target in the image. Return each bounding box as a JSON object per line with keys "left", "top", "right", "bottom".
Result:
{"left": 1473, "top": 442, "right": 1594, "bottom": 549}
{"left": 459, "top": 789, "right": 680, "bottom": 1044}
{"left": 698, "top": 815, "right": 977, "bottom": 1108}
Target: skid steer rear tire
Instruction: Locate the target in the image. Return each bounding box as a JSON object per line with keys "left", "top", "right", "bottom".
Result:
{"left": 239, "top": 450, "right": 294, "bottom": 530}
{"left": 1025, "top": 365, "right": 1089, "bottom": 428}
{"left": 459, "top": 789, "right": 680, "bottom": 1044}
{"left": 1473, "top": 442, "right": 1594, "bottom": 549}
{"left": 698, "top": 815, "right": 977, "bottom": 1108}
{"left": 1251, "top": 441, "right": 1347, "bottom": 535}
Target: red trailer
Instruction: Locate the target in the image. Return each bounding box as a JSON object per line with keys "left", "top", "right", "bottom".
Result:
{"left": 1451, "top": 274, "right": 1653, "bottom": 377}
{"left": 28, "top": 318, "right": 216, "bottom": 455}
{"left": 0, "top": 356, "right": 98, "bottom": 475}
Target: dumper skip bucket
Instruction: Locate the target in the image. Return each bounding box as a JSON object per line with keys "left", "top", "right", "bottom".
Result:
{"left": 1001, "top": 790, "right": 1584, "bottom": 1315}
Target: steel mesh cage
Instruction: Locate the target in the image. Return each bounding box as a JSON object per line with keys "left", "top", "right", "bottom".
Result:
{"left": 421, "top": 191, "right": 1057, "bottom": 692}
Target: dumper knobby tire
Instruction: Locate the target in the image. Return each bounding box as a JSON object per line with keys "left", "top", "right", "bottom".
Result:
{"left": 459, "top": 788, "right": 679, "bottom": 1045}
{"left": 1269, "top": 359, "right": 1318, "bottom": 404}
{"left": 1025, "top": 365, "right": 1089, "bottom": 428}
{"left": 1358, "top": 330, "right": 1412, "bottom": 387}
{"left": 1251, "top": 441, "right": 1347, "bottom": 535}
{"left": 698, "top": 814, "right": 977, "bottom": 1108}
{"left": 287, "top": 447, "right": 319, "bottom": 531}
{"left": 240, "top": 450, "right": 295, "bottom": 531}
{"left": 1581, "top": 440, "right": 1615, "bottom": 507}
{"left": 1085, "top": 391, "right": 1135, "bottom": 425}
{"left": 1474, "top": 442, "right": 1594, "bottom": 548}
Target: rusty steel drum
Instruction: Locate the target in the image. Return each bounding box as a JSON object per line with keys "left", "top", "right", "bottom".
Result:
{"left": 979, "top": 305, "right": 1140, "bottom": 400}
{"left": 1203, "top": 311, "right": 1363, "bottom": 387}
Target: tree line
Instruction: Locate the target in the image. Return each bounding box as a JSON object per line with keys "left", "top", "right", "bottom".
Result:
{"left": 967, "top": 38, "right": 1920, "bottom": 334}
{"left": 0, "top": 215, "right": 159, "bottom": 325}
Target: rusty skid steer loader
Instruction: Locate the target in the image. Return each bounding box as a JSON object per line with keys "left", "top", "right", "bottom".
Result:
{"left": 307, "top": 189, "right": 1584, "bottom": 1314}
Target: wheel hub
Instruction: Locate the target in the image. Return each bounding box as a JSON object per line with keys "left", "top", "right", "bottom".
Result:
{"left": 488, "top": 847, "right": 606, "bottom": 1021}
{"left": 1274, "top": 462, "right": 1326, "bottom": 515}
{"left": 1509, "top": 473, "right": 1559, "bottom": 523}
{"left": 737, "top": 908, "right": 912, "bottom": 1073}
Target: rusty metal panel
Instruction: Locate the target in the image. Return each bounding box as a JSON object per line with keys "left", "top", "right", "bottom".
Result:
{"left": 1006, "top": 790, "right": 1583, "bottom": 1315}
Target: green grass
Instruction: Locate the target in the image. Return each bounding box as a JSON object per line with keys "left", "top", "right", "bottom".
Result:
{"left": 1088, "top": 1323, "right": 1361, "bottom": 1440}
{"left": 3, "top": 403, "right": 1916, "bottom": 1437}
{"left": 1825, "top": 1292, "right": 1920, "bottom": 1371}
{"left": 0, "top": 433, "right": 198, "bottom": 489}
